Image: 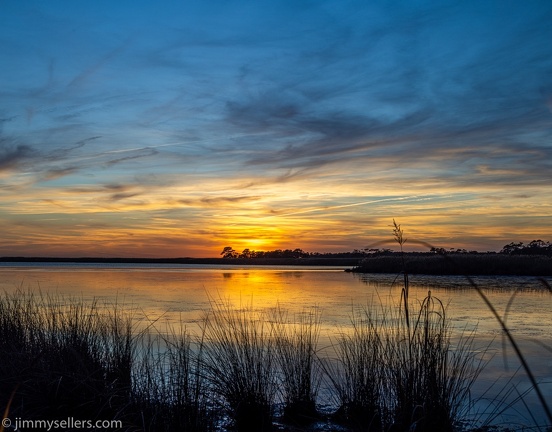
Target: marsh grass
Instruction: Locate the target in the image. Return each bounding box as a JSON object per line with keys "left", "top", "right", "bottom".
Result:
{"left": 271, "top": 307, "right": 322, "bottom": 425}
{"left": 132, "top": 324, "right": 214, "bottom": 431}
{"left": 0, "top": 288, "right": 495, "bottom": 432}
{"left": 360, "top": 221, "right": 552, "bottom": 431}
{"left": 385, "top": 292, "right": 486, "bottom": 432}
{"left": 322, "top": 307, "right": 385, "bottom": 431}
{"left": 201, "top": 300, "right": 278, "bottom": 431}
{"left": 322, "top": 296, "right": 485, "bottom": 432}
{"left": 320, "top": 222, "right": 489, "bottom": 432}
{"left": 352, "top": 253, "right": 552, "bottom": 276}
{"left": 0, "top": 289, "right": 134, "bottom": 425}
{"left": 385, "top": 222, "right": 489, "bottom": 432}
{"left": 0, "top": 289, "right": 216, "bottom": 432}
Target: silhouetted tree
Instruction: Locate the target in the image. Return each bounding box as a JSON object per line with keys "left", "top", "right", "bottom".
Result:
{"left": 220, "top": 246, "right": 239, "bottom": 259}
{"left": 240, "top": 248, "right": 252, "bottom": 259}
{"left": 500, "top": 240, "right": 551, "bottom": 256}
{"left": 500, "top": 242, "right": 524, "bottom": 254}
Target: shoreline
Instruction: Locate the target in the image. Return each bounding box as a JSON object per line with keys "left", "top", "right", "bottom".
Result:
{"left": 350, "top": 253, "right": 552, "bottom": 277}
{"left": 0, "top": 256, "right": 360, "bottom": 266}
{"left": 1, "top": 253, "right": 551, "bottom": 276}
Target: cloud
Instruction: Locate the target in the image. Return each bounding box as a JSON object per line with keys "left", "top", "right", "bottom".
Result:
{"left": 109, "top": 192, "right": 142, "bottom": 201}
{"left": 41, "top": 167, "right": 78, "bottom": 181}
{"left": 0, "top": 142, "right": 33, "bottom": 172}
{"left": 103, "top": 148, "right": 159, "bottom": 167}
{"left": 208, "top": 0, "right": 552, "bottom": 191}
{"left": 67, "top": 183, "right": 134, "bottom": 194}
{"left": 221, "top": 66, "right": 552, "bottom": 187}
{"left": 0, "top": 134, "right": 108, "bottom": 182}
{"left": 177, "top": 195, "right": 262, "bottom": 208}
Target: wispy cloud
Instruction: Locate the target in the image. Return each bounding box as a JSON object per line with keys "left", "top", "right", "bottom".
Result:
{"left": 178, "top": 195, "right": 262, "bottom": 207}
{"left": 0, "top": 143, "right": 33, "bottom": 172}
{"left": 0, "top": 1, "right": 551, "bottom": 256}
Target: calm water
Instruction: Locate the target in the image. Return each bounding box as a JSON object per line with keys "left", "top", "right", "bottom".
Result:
{"left": 1, "top": 263, "right": 551, "bottom": 428}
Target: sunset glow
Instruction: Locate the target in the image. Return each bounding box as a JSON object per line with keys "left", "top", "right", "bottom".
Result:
{"left": 1, "top": 1, "right": 551, "bottom": 257}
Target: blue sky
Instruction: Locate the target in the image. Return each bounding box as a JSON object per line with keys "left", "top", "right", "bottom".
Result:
{"left": 1, "top": 0, "right": 551, "bottom": 257}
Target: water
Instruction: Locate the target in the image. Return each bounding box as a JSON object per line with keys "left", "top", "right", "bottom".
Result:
{"left": 1, "top": 263, "right": 550, "bottom": 429}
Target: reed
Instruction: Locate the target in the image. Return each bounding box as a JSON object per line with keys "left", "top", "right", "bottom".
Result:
{"left": 0, "top": 289, "right": 217, "bottom": 432}
{"left": 271, "top": 307, "right": 322, "bottom": 425}
{"left": 0, "top": 289, "right": 133, "bottom": 425}
{"left": 321, "top": 298, "right": 485, "bottom": 432}
{"left": 320, "top": 222, "right": 488, "bottom": 431}
{"left": 131, "top": 324, "right": 214, "bottom": 431}
{"left": 200, "top": 300, "right": 278, "bottom": 431}
{"left": 385, "top": 292, "right": 486, "bottom": 432}
{"left": 323, "top": 306, "right": 385, "bottom": 431}
{"left": 352, "top": 253, "right": 552, "bottom": 276}
{"left": 386, "top": 223, "right": 489, "bottom": 431}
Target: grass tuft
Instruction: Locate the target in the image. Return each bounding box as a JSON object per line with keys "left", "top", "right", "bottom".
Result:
{"left": 201, "top": 300, "right": 277, "bottom": 431}
{"left": 271, "top": 306, "right": 322, "bottom": 425}
{"left": 0, "top": 289, "right": 133, "bottom": 426}
{"left": 132, "top": 323, "right": 214, "bottom": 431}
{"left": 323, "top": 306, "right": 384, "bottom": 431}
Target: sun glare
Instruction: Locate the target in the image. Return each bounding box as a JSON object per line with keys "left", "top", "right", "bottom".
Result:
{"left": 241, "top": 238, "right": 272, "bottom": 249}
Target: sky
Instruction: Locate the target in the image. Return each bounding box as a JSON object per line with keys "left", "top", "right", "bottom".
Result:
{"left": 1, "top": 0, "right": 551, "bottom": 258}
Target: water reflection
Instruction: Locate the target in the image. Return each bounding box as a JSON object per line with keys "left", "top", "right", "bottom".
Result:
{"left": 1, "top": 266, "right": 549, "bottom": 339}
{"left": 0, "top": 264, "right": 550, "bottom": 426}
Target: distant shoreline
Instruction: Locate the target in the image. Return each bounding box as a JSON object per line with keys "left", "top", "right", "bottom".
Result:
{"left": 1, "top": 254, "right": 551, "bottom": 276}
{"left": 349, "top": 253, "right": 552, "bottom": 277}
{"left": 0, "top": 256, "right": 360, "bottom": 266}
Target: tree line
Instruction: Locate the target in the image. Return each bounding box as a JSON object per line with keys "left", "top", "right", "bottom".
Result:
{"left": 499, "top": 239, "right": 552, "bottom": 255}
{"left": 219, "top": 246, "right": 367, "bottom": 259}
{"left": 221, "top": 240, "right": 552, "bottom": 259}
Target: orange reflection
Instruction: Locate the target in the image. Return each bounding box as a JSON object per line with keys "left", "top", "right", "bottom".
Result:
{"left": 210, "top": 270, "right": 293, "bottom": 310}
